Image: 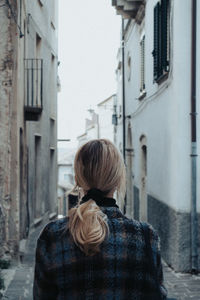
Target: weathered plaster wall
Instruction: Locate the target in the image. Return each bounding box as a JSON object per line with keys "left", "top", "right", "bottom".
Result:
{"left": 115, "top": 0, "right": 200, "bottom": 271}
{"left": 0, "top": 1, "right": 22, "bottom": 256}
{"left": 25, "top": 0, "right": 58, "bottom": 224}
{"left": 0, "top": 0, "right": 58, "bottom": 259}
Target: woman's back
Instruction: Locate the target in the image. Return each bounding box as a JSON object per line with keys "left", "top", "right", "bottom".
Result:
{"left": 33, "top": 206, "right": 167, "bottom": 299}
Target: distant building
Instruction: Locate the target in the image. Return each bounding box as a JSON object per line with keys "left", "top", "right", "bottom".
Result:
{"left": 77, "top": 95, "right": 116, "bottom": 146}
{"left": 57, "top": 148, "right": 75, "bottom": 216}
{"left": 77, "top": 111, "right": 99, "bottom": 146}
{"left": 0, "top": 0, "right": 58, "bottom": 259}
{"left": 111, "top": 0, "right": 200, "bottom": 272}
{"left": 97, "top": 95, "right": 116, "bottom": 143}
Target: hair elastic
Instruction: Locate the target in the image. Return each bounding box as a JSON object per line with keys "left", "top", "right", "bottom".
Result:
{"left": 80, "top": 188, "right": 119, "bottom": 208}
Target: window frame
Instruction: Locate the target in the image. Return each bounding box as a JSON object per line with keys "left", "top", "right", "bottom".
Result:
{"left": 153, "top": 0, "right": 170, "bottom": 84}
{"left": 139, "top": 34, "right": 146, "bottom": 100}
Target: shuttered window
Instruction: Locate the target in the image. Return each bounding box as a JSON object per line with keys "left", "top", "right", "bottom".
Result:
{"left": 140, "top": 35, "right": 145, "bottom": 93}
{"left": 153, "top": 0, "right": 169, "bottom": 82}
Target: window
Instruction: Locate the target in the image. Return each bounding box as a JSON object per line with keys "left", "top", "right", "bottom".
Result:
{"left": 50, "top": 118, "right": 55, "bottom": 148}
{"left": 51, "top": 21, "right": 56, "bottom": 30}
{"left": 36, "top": 33, "right": 42, "bottom": 56}
{"left": 140, "top": 35, "right": 145, "bottom": 96}
{"left": 24, "top": 59, "right": 43, "bottom": 109}
{"left": 153, "top": 0, "right": 170, "bottom": 82}
{"left": 127, "top": 52, "right": 131, "bottom": 81}
{"left": 51, "top": 54, "right": 55, "bottom": 62}
{"left": 34, "top": 136, "right": 42, "bottom": 218}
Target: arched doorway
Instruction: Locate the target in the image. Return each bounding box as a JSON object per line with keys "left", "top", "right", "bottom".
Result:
{"left": 126, "top": 122, "right": 134, "bottom": 217}
{"left": 140, "top": 135, "right": 147, "bottom": 221}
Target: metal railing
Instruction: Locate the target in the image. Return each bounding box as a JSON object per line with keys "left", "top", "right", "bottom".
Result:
{"left": 24, "top": 59, "right": 43, "bottom": 110}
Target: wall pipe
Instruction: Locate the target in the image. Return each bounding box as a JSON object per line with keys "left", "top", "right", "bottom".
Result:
{"left": 121, "top": 18, "right": 127, "bottom": 214}
{"left": 190, "top": 0, "right": 198, "bottom": 273}
{"left": 122, "top": 18, "right": 126, "bottom": 162}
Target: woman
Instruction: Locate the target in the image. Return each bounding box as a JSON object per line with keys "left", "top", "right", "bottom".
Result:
{"left": 33, "top": 139, "right": 167, "bottom": 299}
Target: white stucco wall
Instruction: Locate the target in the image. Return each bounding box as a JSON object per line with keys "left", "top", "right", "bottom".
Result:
{"left": 123, "top": 0, "right": 195, "bottom": 212}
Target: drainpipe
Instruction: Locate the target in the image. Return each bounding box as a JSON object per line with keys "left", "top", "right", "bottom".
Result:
{"left": 122, "top": 18, "right": 126, "bottom": 214}
{"left": 190, "top": 0, "right": 198, "bottom": 273}
{"left": 122, "top": 18, "right": 126, "bottom": 161}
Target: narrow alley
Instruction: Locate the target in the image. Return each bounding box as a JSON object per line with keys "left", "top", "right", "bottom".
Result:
{"left": 0, "top": 0, "right": 200, "bottom": 299}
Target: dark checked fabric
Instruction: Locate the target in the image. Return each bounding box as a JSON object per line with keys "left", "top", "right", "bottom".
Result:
{"left": 33, "top": 207, "right": 167, "bottom": 300}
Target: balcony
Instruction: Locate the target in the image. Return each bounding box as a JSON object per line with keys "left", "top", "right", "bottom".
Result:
{"left": 24, "top": 59, "right": 43, "bottom": 121}
{"left": 112, "top": 0, "right": 145, "bottom": 22}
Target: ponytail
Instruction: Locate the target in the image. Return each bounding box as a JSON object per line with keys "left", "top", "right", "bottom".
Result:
{"left": 68, "top": 199, "right": 109, "bottom": 256}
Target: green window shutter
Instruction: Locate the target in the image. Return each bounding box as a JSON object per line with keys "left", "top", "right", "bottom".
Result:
{"left": 153, "top": 0, "right": 170, "bottom": 82}
{"left": 161, "top": 0, "right": 169, "bottom": 72}
{"left": 153, "top": 3, "right": 160, "bottom": 81}
{"left": 158, "top": 3, "right": 162, "bottom": 78}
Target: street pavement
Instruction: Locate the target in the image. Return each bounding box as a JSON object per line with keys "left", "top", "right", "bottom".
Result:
{"left": 1, "top": 221, "right": 200, "bottom": 300}
{"left": 163, "top": 262, "right": 200, "bottom": 300}
{"left": 2, "top": 223, "right": 43, "bottom": 300}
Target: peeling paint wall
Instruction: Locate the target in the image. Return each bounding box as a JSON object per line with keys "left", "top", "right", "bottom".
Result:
{"left": 0, "top": 0, "right": 58, "bottom": 259}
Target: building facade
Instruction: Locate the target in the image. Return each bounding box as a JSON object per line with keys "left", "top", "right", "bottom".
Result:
{"left": 98, "top": 95, "right": 116, "bottom": 143}
{"left": 0, "top": 0, "right": 58, "bottom": 259}
{"left": 77, "top": 95, "right": 116, "bottom": 147}
{"left": 57, "top": 147, "right": 75, "bottom": 216}
{"left": 112, "top": 0, "right": 200, "bottom": 272}
{"left": 77, "top": 111, "right": 99, "bottom": 146}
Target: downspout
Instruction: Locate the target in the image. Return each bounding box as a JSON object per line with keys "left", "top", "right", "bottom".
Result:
{"left": 122, "top": 18, "right": 126, "bottom": 161}
{"left": 122, "top": 18, "right": 126, "bottom": 214}
{"left": 190, "top": 0, "right": 198, "bottom": 273}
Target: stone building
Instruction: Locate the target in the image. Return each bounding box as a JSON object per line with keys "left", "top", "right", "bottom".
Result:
{"left": 0, "top": 0, "right": 58, "bottom": 259}
{"left": 111, "top": 0, "right": 200, "bottom": 272}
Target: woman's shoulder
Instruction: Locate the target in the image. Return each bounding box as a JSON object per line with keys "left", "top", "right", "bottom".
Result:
{"left": 120, "top": 217, "right": 160, "bottom": 245}
{"left": 139, "top": 221, "right": 160, "bottom": 252}
{"left": 38, "top": 216, "right": 69, "bottom": 241}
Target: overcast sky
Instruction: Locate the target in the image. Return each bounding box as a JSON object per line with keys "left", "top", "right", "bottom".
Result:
{"left": 58, "top": 0, "right": 121, "bottom": 147}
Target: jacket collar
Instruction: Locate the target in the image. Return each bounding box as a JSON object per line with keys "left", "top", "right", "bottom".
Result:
{"left": 100, "top": 206, "right": 125, "bottom": 219}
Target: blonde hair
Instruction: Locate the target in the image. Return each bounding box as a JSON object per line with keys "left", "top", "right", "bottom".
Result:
{"left": 68, "top": 139, "right": 126, "bottom": 256}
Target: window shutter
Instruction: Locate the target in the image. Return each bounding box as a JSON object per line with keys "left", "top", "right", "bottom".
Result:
{"left": 158, "top": 3, "right": 162, "bottom": 78}
{"left": 142, "top": 36, "right": 145, "bottom": 90}
{"left": 161, "top": 0, "right": 169, "bottom": 72}
{"left": 153, "top": 0, "right": 170, "bottom": 82}
{"left": 140, "top": 36, "right": 145, "bottom": 92}
{"left": 153, "top": 3, "right": 160, "bottom": 81}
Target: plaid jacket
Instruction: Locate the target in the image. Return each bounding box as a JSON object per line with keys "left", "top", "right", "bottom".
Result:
{"left": 33, "top": 207, "right": 167, "bottom": 299}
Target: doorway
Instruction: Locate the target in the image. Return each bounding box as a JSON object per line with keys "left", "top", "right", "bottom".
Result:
{"left": 126, "top": 123, "right": 134, "bottom": 217}
{"left": 140, "top": 135, "right": 147, "bottom": 221}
